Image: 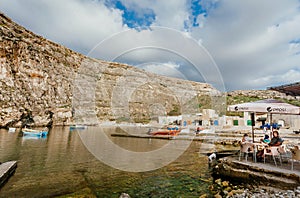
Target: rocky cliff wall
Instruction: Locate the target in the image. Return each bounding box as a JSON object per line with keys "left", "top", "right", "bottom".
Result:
{"left": 227, "top": 90, "right": 297, "bottom": 100}
{"left": 0, "top": 13, "right": 219, "bottom": 127}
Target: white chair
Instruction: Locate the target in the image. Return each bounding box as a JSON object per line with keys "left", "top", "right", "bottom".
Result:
{"left": 239, "top": 142, "right": 254, "bottom": 162}
{"left": 291, "top": 148, "right": 300, "bottom": 171}
{"left": 277, "top": 144, "right": 289, "bottom": 161}
{"left": 263, "top": 146, "right": 282, "bottom": 166}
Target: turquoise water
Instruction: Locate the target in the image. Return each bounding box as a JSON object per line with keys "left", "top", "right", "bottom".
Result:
{"left": 0, "top": 126, "right": 214, "bottom": 197}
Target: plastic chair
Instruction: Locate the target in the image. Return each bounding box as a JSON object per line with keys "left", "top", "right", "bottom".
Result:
{"left": 291, "top": 148, "right": 300, "bottom": 171}
{"left": 239, "top": 142, "right": 254, "bottom": 162}
{"left": 263, "top": 146, "right": 282, "bottom": 166}
{"left": 277, "top": 144, "right": 288, "bottom": 161}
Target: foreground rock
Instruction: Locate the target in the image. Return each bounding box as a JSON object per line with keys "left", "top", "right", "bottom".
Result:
{"left": 213, "top": 157, "right": 300, "bottom": 189}
{"left": 207, "top": 177, "right": 300, "bottom": 198}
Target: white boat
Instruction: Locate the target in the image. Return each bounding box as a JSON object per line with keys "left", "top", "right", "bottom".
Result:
{"left": 22, "top": 128, "right": 48, "bottom": 137}
{"left": 8, "top": 128, "right": 16, "bottom": 133}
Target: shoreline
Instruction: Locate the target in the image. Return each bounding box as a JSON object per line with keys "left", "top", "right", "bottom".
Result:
{"left": 4, "top": 124, "right": 299, "bottom": 146}
{"left": 1, "top": 124, "right": 299, "bottom": 197}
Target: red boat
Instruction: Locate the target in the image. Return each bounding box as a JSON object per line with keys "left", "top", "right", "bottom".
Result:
{"left": 150, "top": 127, "right": 181, "bottom": 136}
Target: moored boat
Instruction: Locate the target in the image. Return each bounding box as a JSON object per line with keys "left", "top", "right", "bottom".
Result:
{"left": 22, "top": 128, "right": 48, "bottom": 137}
{"left": 150, "top": 126, "right": 181, "bottom": 136}
{"left": 69, "top": 125, "right": 88, "bottom": 131}
{"left": 8, "top": 128, "right": 16, "bottom": 133}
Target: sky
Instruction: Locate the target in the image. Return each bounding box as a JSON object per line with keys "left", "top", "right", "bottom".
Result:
{"left": 1, "top": 0, "right": 300, "bottom": 91}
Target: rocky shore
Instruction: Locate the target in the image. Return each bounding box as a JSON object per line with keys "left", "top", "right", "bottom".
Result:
{"left": 203, "top": 178, "right": 300, "bottom": 198}
{"left": 120, "top": 178, "right": 300, "bottom": 198}
{"left": 206, "top": 128, "right": 300, "bottom": 197}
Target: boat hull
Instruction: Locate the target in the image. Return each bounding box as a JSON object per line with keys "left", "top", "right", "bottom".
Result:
{"left": 22, "top": 129, "right": 48, "bottom": 137}
{"left": 8, "top": 128, "right": 16, "bottom": 133}
{"left": 69, "top": 125, "right": 88, "bottom": 130}
{"left": 150, "top": 130, "right": 181, "bottom": 136}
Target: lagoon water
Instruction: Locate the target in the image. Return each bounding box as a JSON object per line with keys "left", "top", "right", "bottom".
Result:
{"left": 0, "top": 126, "right": 220, "bottom": 197}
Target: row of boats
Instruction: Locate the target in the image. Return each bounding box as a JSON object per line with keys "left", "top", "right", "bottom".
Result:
{"left": 7, "top": 125, "right": 88, "bottom": 138}
{"left": 8, "top": 125, "right": 203, "bottom": 137}
{"left": 8, "top": 127, "right": 48, "bottom": 137}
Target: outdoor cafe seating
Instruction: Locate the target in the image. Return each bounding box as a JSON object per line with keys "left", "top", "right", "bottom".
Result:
{"left": 239, "top": 142, "right": 255, "bottom": 162}
{"left": 263, "top": 146, "right": 282, "bottom": 166}
{"left": 238, "top": 140, "right": 300, "bottom": 171}
{"left": 229, "top": 98, "right": 300, "bottom": 169}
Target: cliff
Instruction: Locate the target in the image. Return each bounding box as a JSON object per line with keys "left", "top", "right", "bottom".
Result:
{"left": 227, "top": 90, "right": 300, "bottom": 106}
{"left": 0, "top": 13, "right": 219, "bottom": 127}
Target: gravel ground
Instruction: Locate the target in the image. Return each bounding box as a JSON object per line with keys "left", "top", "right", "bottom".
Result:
{"left": 231, "top": 186, "right": 300, "bottom": 198}
{"left": 209, "top": 178, "right": 300, "bottom": 198}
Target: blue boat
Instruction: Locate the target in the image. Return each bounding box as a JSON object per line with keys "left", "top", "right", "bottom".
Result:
{"left": 69, "top": 125, "right": 88, "bottom": 131}
{"left": 22, "top": 128, "right": 48, "bottom": 137}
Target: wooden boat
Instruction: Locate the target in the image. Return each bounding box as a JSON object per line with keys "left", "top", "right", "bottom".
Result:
{"left": 150, "top": 127, "right": 181, "bottom": 136}
{"left": 22, "top": 128, "right": 48, "bottom": 137}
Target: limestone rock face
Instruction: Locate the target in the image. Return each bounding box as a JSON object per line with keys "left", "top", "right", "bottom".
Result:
{"left": 0, "top": 13, "right": 219, "bottom": 127}
{"left": 228, "top": 90, "right": 296, "bottom": 100}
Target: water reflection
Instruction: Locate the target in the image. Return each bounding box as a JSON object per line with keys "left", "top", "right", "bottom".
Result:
{"left": 0, "top": 127, "right": 213, "bottom": 197}
{"left": 78, "top": 126, "right": 193, "bottom": 172}
{"left": 21, "top": 135, "right": 47, "bottom": 142}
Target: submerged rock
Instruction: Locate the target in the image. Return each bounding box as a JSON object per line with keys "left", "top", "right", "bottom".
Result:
{"left": 119, "top": 193, "right": 130, "bottom": 198}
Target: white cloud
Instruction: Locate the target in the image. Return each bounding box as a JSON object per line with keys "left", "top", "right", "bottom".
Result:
{"left": 196, "top": 13, "right": 207, "bottom": 28}
{"left": 1, "top": 0, "right": 300, "bottom": 91}
{"left": 252, "top": 69, "right": 300, "bottom": 88}
{"left": 87, "top": 27, "right": 225, "bottom": 90}
{"left": 137, "top": 62, "right": 185, "bottom": 79}
{"left": 1, "top": 0, "right": 128, "bottom": 54}
{"left": 192, "top": 0, "right": 300, "bottom": 90}
{"left": 289, "top": 42, "right": 300, "bottom": 55}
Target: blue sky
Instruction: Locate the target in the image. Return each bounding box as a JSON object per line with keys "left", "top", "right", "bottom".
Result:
{"left": 104, "top": 0, "right": 214, "bottom": 29}
{"left": 105, "top": 0, "right": 156, "bottom": 29}
{"left": 1, "top": 0, "right": 300, "bottom": 91}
